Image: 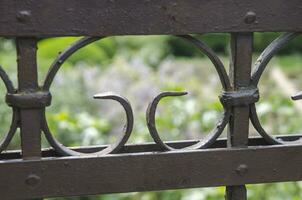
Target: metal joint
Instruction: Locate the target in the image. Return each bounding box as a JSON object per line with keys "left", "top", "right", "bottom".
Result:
{"left": 219, "top": 87, "right": 259, "bottom": 107}
{"left": 6, "top": 90, "right": 52, "bottom": 109}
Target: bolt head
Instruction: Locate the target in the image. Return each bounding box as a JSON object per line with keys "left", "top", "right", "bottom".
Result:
{"left": 25, "top": 174, "right": 41, "bottom": 188}
{"left": 236, "top": 164, "right": 248, "bottom": 176}
{"left": 244, "top": 11, "right": 256, "bottom": 24}
{"left": 16, "top": 10, "right": 31, "bottom": 23}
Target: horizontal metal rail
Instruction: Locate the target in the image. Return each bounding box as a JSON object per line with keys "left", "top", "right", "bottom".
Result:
{"left": 1, "top": 143, "right": 302, "bottom": 199}
{"left": 1, "top": 134, "right": 302, "bottom": 160}
{"left": 0, "top": 0, "right": 302, "bottom": 36}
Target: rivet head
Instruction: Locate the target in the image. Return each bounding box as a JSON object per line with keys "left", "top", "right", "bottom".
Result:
{"left": 236, "top": 164, "right": 248, "bottom": 176}
{"left": 25, "top": 174, "right": 41, "bottom": 188}
{"left": 16, "top": 10, "right": 31, "bottom": 23}
{"left": 63, "top": 161, "right": 70, "bottom": 168}
{"left": 244, "top": 11, "right": 256, "bottom": 24}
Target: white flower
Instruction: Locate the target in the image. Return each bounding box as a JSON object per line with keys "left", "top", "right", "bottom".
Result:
{"left": 257, "top": 102, "right": 272, "bottom": 115}
{"left": 202, "top": 111, "right": 218, "bottom": 124}
{"left": 82, "top": 127, "right": 101, "bottom": 146}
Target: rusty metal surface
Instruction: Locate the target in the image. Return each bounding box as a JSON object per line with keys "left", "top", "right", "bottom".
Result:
{"left": 0, "top": 1, "right": 302, "bottom": 199}
{"left": 1, "top": 0, "right": 302, "bottom": 36}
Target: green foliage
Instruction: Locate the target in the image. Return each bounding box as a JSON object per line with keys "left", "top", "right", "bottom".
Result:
{"left": 168, "top": 34, "right": 229, "bottom": 57}
{"left": 38, "top": 37, "right": 117, "bottom": 69}
{"left": 254, "top": 33, "right": 302, "bottom": 55}
{"left": 168, "top": 33, "right": 302, "bottom": 57}
{"left": 248, "top": 183, "right": 302, "bottom": 200}
{"left": 115, "top": 36, "right": 170, "bottom": 68}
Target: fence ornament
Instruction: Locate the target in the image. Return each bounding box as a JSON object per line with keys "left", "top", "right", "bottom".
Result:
{"left": 0, "top": 33, "right": 301, "bottom": 153}
{"left": 250, "top": 32, "right": 302, "bottom": 145}
{"left": 0, "top": 8, "right": 302, "bottom": 197}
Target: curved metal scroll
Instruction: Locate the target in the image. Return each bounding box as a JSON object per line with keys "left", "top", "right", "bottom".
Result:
{"left": 177, "top": 35, "right": 231, "bottom": 91}
{"left": 250, "top": 32, "right": 301, "bottom": 144}
{"left": 43, "top": 36, "right": 104, "bottom": 91}
{"left": 147, "top": 91, "right": 230, "bottom": 150}
{"left": 42, "top": 36, "right": 134, "bottom": 156}
{"left": 0, "top": 66, "right": 18, "bottom": 153}
{"left": 42, "top": 92, "right": 133, "bottom": 156}
{"left": 42, "top": 34, "right": 231, "bottom": 154}
{"left": 146, "top": 35, "right": 231, "bottom": 151}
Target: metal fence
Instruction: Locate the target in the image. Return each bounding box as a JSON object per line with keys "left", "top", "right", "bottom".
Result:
{"left": 0, "top": 0, "right": 302, "bottom": 199}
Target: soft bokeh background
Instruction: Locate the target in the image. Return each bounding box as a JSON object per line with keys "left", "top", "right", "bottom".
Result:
{"left": 1, "top": 33, "right": 302, "bottom": 199}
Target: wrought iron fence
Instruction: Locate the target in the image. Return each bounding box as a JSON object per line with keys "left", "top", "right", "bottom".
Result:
{"left": 0, "top": 0, "right": 302, "bottom": 199}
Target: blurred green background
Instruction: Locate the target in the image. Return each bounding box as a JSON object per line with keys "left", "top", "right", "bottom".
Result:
{"left": 0, "top": 33, "right": 302, "bottom": 199}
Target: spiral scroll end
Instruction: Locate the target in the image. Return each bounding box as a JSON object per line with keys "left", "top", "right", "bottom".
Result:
{"left": 158, "top": 91, "right": 188, "bottom": 98}
{"left": 291, "top": 91, "right": 302, "bottom": 101}
{"left": 94, "top": 92, "right": 119, "bottom": 99}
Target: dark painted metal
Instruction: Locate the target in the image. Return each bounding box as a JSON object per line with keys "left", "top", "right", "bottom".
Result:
{"left": 16, "top": 38, "right": 42, "bottom": 160}
{"left": 43, "top": 37, "right": 103, "bottom": 91}
{"left": 0, "top": 1, "right": 301, "bottom": 199}
{"left": 1, "top": 144, "right": 302, "bottom": 199}
{"left": 15, "top": 38, "right": 43, "bottom": 200}
{"left": 42, "top": 92, "right": 134, "bottom": 156}
{"left": 146, "top": 35, "right": 232, "bottom": 151}
{"left": 6, "top": 91, "right": 51, "bottom": 109}
{"left": 220, "top": 87, "right": 259, "bottom": 107}
{"left": 0, "top": 67, "right": 19, "bottom": 154}
{"left": 1, "top": 134, "right": 302, "bottom": 160}
{"left": 146, "top": 90, "right": 230, "bottom": 151}
{"left": 1, "top": 0, "right": 302, "bottom": 36}
{"left": 250, "top": 33, "right": 302, "bottom": 145}
{"left": 226, "top": 33, "right": 253, "bottom": 200}
{"left": 292, "top": 91, "right": 302, "bottom": 101}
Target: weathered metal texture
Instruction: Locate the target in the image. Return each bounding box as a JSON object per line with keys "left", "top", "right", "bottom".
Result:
{"left": 1, "top": 134, "right": 302, "bottom": 160}
{"left": 226, "top": 33, "right": 253, "bottom": 200}
{"left": 16, "top": 38, "right": 43, "bottom": 160}
{"left": 0, "top": 1, "right": 302, "bottom": 199}
{"left": 0, "top": 31, "right": 300, "bottom": 199}
{"left": 43, "top": 92, "right": 134, "bottom": 156}
{"left": 146, "top": 35, "right": 231, "bottom": 151}
{"left": 0, "top": 0, "right": 302, "bottom": 36}
{"left": 1, "top": 144, "right": 302, "bottom": 199}
{"left": 250, "top": 33, "right": 302, "bottom": 145}
{"left": 0, "top": 67, "right": 18, "bottom": 153}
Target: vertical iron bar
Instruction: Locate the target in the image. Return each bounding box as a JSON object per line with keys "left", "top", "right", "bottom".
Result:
{"left": 225, "top": 33, "right": 253, "bottom": 200}
{"left": 17, "top": 38, "right": 43, "bottom": 200}
{"left": 16, "top": 38, "right": 41, "bottom": 159}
